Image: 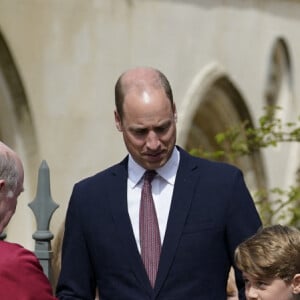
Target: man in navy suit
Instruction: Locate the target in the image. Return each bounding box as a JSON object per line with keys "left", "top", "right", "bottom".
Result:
{"left": 56, "top": 67, "right": 262, "bottom": 299}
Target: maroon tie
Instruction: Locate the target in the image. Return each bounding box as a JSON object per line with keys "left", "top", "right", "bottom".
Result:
{"left": 139, "top": 170, "right": 161, "bottom": 287}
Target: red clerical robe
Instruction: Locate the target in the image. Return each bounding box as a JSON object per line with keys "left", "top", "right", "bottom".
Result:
{"left": 0, "top": 240, "right": 57, "bottom": 300}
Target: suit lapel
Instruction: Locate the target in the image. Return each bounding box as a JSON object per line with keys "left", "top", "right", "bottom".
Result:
{"left": 154, "top": 149, "right": 199, "bottom": 294}
{"left": 108, "top": 150, "right": 199, "bottom": 297}
{"left": 108, "top": 159, "right": 153, "bottom": 295}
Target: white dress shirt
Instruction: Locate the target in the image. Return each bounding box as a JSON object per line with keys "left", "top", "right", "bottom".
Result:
{"left": 127, "top": 147, "right": 180, "bottom": 252}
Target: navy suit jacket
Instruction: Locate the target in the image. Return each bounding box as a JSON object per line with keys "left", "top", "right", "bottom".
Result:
{"left": 57, "top": 147, "right": 261, "bottom": 299}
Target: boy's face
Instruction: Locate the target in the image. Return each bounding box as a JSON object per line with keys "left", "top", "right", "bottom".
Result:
{"left": 243, "top": 273, "right": 294, "bottom": 300}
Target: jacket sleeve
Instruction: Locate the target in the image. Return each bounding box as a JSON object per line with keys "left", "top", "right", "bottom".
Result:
{"left": 226, "top": 169, "right": 262, "bottom": 300}
{"left": 56, "top": 184, "right": 96, "bottom": 299}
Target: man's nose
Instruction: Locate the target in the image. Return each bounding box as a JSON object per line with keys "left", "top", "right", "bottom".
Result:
{"left": 146, "top": 131, "right": 160, "bottom": 149}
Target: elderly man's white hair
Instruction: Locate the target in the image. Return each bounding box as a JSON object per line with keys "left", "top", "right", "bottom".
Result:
{"left": 0, "top": 142, "right": 20, "bottom": 194}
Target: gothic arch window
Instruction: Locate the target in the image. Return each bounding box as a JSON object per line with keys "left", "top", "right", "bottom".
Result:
{"left": 0, "top": 30, "right": 38, "bottom": 246}
{"left": 264, "top": 37, "right": 293, "bottom": 121}
{"left": 178, "top": 63, "right": 266, "bottom": 193}
{"left": 263, "top": 37, "right": 299, "bottom": 219}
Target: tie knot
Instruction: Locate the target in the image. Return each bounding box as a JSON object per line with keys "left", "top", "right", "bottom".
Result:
{"left": 144, "top": 170, "right": 157, "bottom": 183}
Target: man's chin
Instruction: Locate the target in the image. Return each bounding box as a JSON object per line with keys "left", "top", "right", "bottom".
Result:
{"left": 144, "top": 159, "right": 167, "bottom": 170}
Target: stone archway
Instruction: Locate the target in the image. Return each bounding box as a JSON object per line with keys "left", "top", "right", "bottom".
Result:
{"left": 0, "top": 30, "right": 39, "bottom": 247}
{"left": 264, "top": 37, "right": 293, "bottom": 115}
{"left": 178, "top": 63, "right": 267, "bottom": 194}
{"left": 262, "top": 37, "right": 299, "bottom": 224}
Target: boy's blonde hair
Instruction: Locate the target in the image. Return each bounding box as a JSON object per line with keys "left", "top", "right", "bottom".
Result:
{"left": 235, "top": 224, "right": 300, "bottom": 282}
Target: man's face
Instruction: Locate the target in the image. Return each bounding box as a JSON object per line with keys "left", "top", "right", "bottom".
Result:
{"left": 243, "top": 273, "right": 294, "bottom": 300}
{"left": 115, "top": 87, "right": 177, "bottom": 170}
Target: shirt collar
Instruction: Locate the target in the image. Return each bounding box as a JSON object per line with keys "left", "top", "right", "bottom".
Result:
{"left": 128, "top": 147, "right": 180, "bottom": 188}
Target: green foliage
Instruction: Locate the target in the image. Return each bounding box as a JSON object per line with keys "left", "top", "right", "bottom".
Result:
{"left": 190, "top": 106, "right": 300, "bottom": 226}
{"left": 254, "top": 186, "right": 300, "bottom": 227}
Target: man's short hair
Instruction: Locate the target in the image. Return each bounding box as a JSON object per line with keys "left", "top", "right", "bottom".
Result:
{"left": 114, "top": 68, "right": 174, "bottom": 120}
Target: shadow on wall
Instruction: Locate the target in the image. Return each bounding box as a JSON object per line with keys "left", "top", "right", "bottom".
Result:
{"left": 0, "top": 30, "right": 39, "bottom": 246}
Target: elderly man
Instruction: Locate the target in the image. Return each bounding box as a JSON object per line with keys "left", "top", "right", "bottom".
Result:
{"left": 0, "top": 141, "right": 57, "bottom": 299}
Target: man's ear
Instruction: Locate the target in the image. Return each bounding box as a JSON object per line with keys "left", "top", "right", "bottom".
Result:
{"left": 114, "top": 110, "right": 123, "bottom": 132}
{"left": 173, "top": 103, "right": 177, "bottom": 122}
{"left": 0, "top": 180, "right": 5, "bottom": 192}
{"left": 292, "top": 274, "right": 300, "bottom": 294}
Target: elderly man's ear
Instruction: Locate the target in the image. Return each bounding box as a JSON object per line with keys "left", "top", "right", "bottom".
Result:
{"left": 292, "top": 274, "right": 300, "bottom": 294}
{"left": 0, "top": 180, "right": 5, "bottom": 192}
